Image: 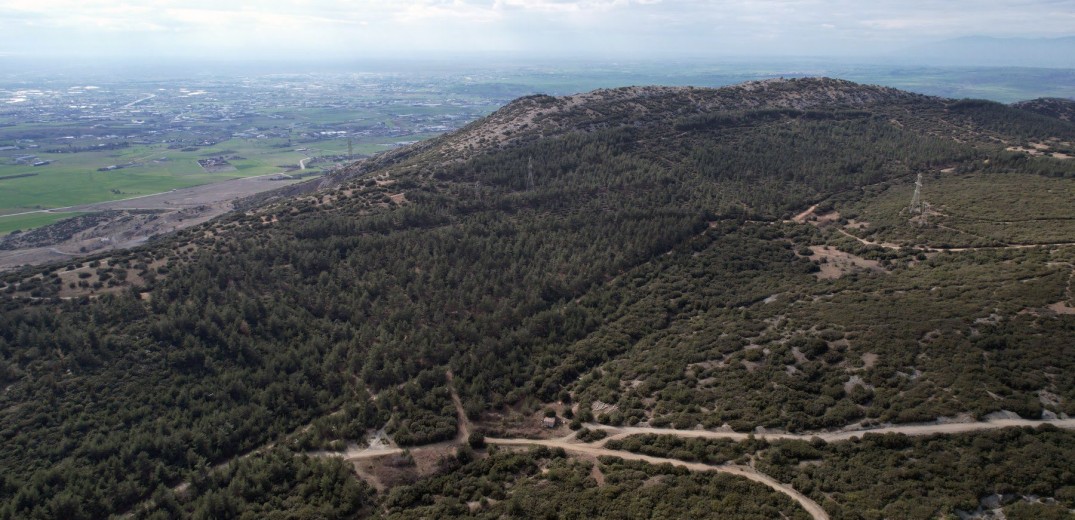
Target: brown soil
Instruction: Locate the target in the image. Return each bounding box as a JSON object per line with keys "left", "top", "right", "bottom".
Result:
{"left": 0, "top": 174, "right": 301, "bottom": 270}
{"left": 815, "top": 211, "right": 842, "bottom": 225}
{"left": 351, "top": 452, "right": 422, "bottom": 489}
{"left": 789, "top": 204, "right": 842, "bottom": 226}
{"left": 860, "top": 353, "right": 879, "bottom": 370}
{"left": 589, "top": 457, "right": 607, "bottom": 486}
{"left": 1047, "top": 301, "right": 1075, "bottom": 315}
{"left": 351, "top": 460, "right": 389, "bottom": 492}
{"left": 809, "top": 245, "right": 884, "bottom": 280}
{"left": 1006, "top": 146, "right": 1047, "bottom": 156}
{"left": 791, "top": 204, "right": 818, "bottom": 223}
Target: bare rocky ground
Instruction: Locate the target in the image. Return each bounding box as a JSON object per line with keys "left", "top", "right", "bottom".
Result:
{"left": 0, "top": 174, "right": 302, "bottom": 271}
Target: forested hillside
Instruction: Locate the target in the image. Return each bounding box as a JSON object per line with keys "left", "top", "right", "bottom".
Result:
{"left": 1, "top": 78, "right": 1074, "bottom": 519}
{"left": 1013, "top": 97, "right": 1075, "bottom": 122}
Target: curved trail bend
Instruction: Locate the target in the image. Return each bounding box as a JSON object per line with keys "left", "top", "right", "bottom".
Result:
{"left": 452, "top": 379, "right": 827, "bottom": 520}
{"left": 378, "top": 380, "right": 1075, "bottom": 520}
{"left": 486, "top": 437, "right": 829, "bottom": 520}
{"left": 173, "top": 375, "right": 1075, "bottom": 520}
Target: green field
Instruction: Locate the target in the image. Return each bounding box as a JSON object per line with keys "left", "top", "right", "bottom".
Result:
{"left": 0, "top": 138, "right": 318, "bottom": 211}
{"left": 0, "top": 89, "right": 492, "bottom": 231}
{"left": 0, "top": 95, "right": 489, "bottom": 234}
{"left": 0, "top": 131, "right": 458, "bottom": 218}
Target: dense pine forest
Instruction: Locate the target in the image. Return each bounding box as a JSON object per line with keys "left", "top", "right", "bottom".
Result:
{"left": 1, "top": 78, "right": 1074, "bottom": 519}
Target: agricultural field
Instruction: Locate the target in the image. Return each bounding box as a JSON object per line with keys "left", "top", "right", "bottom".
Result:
{"left": 0, "top": 72, "right": 504, "bottom": 235}
{"left": 0, "top": 141, "right": 287, "bottom": 211}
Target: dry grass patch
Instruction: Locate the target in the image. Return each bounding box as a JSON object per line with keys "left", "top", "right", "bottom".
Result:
{"left": 809, "top": 245, "right": 884, "bottom": 280}
{"left": 1047, "top": 301, "right": 1075, "bottom": 315}
{"left": 860, "top": 353, "right": 879, "bottom": 370}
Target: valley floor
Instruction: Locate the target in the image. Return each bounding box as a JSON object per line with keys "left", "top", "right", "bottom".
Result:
{"left": 0, "top": 173, "right": 304, "bottom": 270}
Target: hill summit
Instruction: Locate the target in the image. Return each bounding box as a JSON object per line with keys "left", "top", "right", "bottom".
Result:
{"left": 444, "top": 77, "right": 925, "bottom": 149}
{"left": 312, "top": 77, "right": 1069, "bottom": 188}
{"left": 347, "top": 77, "right": 930, "bottom": 171}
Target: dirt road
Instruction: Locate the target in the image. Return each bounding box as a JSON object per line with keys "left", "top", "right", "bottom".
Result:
{"left": 480, "top": 417, "right": 1075, "bottom": 520}
{"left": 586, "top": 417, "right": 1075, "bottom": 446}
{"left": 791, "top": 204, "right": 819, "bottom": 223}
{"left": 445, "top": 370, "right": 471, "bottom": 441}
{"left": 835, "top": 227, "right": 1075, "bottom": 253}
{"left": 486, "top": 436, "right": 829, "bottom": 520}
{"left": 161, "top": 373, "right": 1075, "bottom": 520}
{"left": 445, "top": 375, "right": 830, "bottom": 517}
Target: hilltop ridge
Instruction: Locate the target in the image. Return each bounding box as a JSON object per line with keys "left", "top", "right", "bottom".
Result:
{"left": 391, "top": 77, "right": 933, "bottom": 164}
{"left": 1013, "top": 97, "right": 1075, "bottom": 122}
{"left": 321, "top": 77, "right": 1069, "bottom": 186}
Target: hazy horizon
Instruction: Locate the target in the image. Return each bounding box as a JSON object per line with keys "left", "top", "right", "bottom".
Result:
{"left": 2, "top": 1, "right": 1074, "bottom": 65}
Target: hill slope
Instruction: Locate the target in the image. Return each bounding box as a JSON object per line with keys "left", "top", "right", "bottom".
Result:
{"left": 1, "top": 78, "right": 1075, "bottom": 519}
{"left": 1013, "top": 97, "right": 1075, "bottom": 122}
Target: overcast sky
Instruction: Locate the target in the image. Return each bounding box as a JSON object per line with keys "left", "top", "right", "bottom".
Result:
{"left": 1, "top": 0, "right": 1073, "bottom": 62}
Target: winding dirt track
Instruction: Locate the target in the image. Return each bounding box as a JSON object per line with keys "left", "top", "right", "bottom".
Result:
{"left": 132, "top": 342, "right": 1075, "bottom": 520}
{"left": 157, "top": 372, "right": 1075, "bottom": 520}
{"left": 445, "top": 379, "right": 825, "bottom": 520}
{"left": 486, "top": 436, "right": 830, "bottom": 520}
{"left": 409, "top": 380, "right": 1075, "bottom": 520}
{"left": 478, "top": 418, "right": 1075, "bottom": 520}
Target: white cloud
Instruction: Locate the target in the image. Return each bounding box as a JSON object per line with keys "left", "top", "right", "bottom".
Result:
{"left": 0, "top": 0, "right": 1072, "bottom": 59}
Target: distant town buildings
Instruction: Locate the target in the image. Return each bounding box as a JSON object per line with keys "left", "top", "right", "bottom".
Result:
{"left": 0, "top": 73, "right": 494, "bottom": 176}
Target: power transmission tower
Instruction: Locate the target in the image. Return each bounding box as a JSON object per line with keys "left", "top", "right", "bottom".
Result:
{"left": 348, "top": 138, "right": 354, "bottom": 161}
{"left": 909, "top": 172, "right": 924, "bottom": 214}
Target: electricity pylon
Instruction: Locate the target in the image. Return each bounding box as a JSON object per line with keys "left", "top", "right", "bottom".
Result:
{"left": 910, "top": 172, "right": 924, "bottom": 214}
